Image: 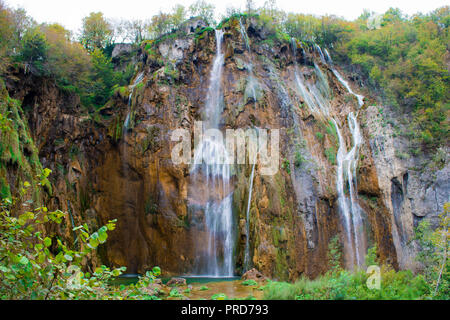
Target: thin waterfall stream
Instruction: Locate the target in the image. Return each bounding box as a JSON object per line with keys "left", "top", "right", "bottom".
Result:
{"left": 239, "top": 18, "right": 259, "bottom": 271}
{"left": 292, "top": 40, "right": 366, "bottom": 268}
{"left": 326, "top": 48, "right": 366, "bottom": 268}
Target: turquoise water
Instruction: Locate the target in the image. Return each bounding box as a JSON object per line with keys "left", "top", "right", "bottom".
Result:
{"left": 111, "top": 274, "right": 240, "bottom": 286}
{"left": 181, "top": 276, "right": 240, "bottom": 285}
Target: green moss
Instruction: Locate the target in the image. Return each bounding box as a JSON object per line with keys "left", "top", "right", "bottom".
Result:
{"left": 195, "top": 26, "right": 214, "bottom": 41}
{"left": 115, "top": 86, "right": 130, "bottom": 99}
{"left": 0, "top": 176, "right": 11, "bottom": 199}
{"left": 326, "top": 120, "right": 339, "bottom": 146}
{"left": 315, "top": 132, "right": 324, "bottom": 140}
{"left": 325, "top": 147, "right": 337, "bottom": 165}
{"left": 0, "top": 80, "right": 44, "bottom": 202}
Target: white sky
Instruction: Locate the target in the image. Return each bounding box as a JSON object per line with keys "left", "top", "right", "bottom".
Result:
{"left": 5, "top": 0, "right": 449, "bottom": 34}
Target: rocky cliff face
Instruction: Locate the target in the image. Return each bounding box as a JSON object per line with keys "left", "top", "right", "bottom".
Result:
{"left": 363, "top": 105, "right": 449, "bottom": 271}
{"left": 4, "top": 16, "right": 447, "bottom": 280}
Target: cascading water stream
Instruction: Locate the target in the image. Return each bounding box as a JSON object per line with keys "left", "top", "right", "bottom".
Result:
{"left": 239, "top": 17, "right": 250, "bottom": 52}
{"left": 332, "top": 114, "right": 364, "bottom": 267}
{"left": 292, "top": 40, "right": 366, "bottom": 268}
{"left": 291, "top": 39, "right": 330, "bottom": 116}
{"left": 191, "top": 30, "right": 235, "bottom": 277}
{"left": 331, "top": 69, "right": 364, "bottom": 108}
{"left": 314, "top": 44, "right": 327, "bottom": 64}
{"left": 239, "top": 19, "right": 259, "bottom": 271}
{"left": 124, "top": 72, "right": 145, "bottom": 130}
{"left": 243, "top": 129, "right": 259, "bottom": 271}
{"left": 323, "top": 47, "right": 365, "bottom": 268}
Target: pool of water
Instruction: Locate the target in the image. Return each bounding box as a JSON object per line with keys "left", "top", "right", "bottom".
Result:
{"left": 110, "top": 274, "right": 264, "bottom": 299}
{"left": 181, "top": 276, "right": 241, "bottom": 285}
{"left": 111, "top": 274, "right": 241, "bottom": 286}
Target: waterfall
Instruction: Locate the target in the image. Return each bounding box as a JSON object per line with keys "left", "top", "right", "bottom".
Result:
{"left": 324, "top": 48, "right": 333, "bottom": 64}
{"left": 239, "top": 17, "right": 250, "bottom": 51}
{"left": 292, "top": 39, "right": 330, "bottom": 116}
{"left": 331, "top": 69, "right": 364, "bottom": 108}
{"left": 243, "top": 130, "right": 259, "bottom": 271}
{"left": 324, "top": 48, "right": 365, "bottom": 268}
{"left": 333, "top": 114, "right": 364, "bottom": 268}
{"left": 123, "top": 71, "right": 145, "bottom": 130}
{"left": 191, "top": 30, "right": 235, "bottom": 277}
{"left": 292, "top": 40, "right": 366, "bottom": 268}
{"left": 239, "top": 19, "right": 259, "bottom": 271}
{"left": 314, "top": 44, "right": 326, "bottom": 64}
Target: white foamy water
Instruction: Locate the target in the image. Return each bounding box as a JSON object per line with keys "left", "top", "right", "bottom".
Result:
{"left": 191, "top": 30, "right": 235, "bottom": 277}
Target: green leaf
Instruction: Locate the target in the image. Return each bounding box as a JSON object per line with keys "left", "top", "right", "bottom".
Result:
{"left": 43, "top": 237, "right": 52, "bottom": 247}
{"left": 64, "top": 254, "right": 73, "bottom": 261}
{"left": 98, "top": 230, "right": 107, "bottom": 244}
{"left": 152, "top": 266, "right": 161, "bottom": 276}
{"left": 37, "top": 252, "right": 45, "bottom": 264}
{"left": 94, "top": 267, "right": 103, "bottom": 275}
{"left": 19, "top": 256, "right": 29, "bottom": 265}
{"left": 89, "top": 235, "right": 99, "bottom": 248}
{"left": 43, "top": 168, "right": 52, "bottom": 178}
{"left": 0, "top": 266, "right": 10, "bottom": 272}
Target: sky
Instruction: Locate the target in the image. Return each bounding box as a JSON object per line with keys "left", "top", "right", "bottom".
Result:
{"left": 5, "top": 0, "right": 449, "bottom": 34}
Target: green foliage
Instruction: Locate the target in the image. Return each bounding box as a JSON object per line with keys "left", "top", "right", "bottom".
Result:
{"left": 264, "top": 266, "right": 429, "bottom": 300}
{"left": 281, "top": 158, "right": 290, "bottom": 174}
{"left": 294, "top": 151, "right": 304, "bottom": 168}
{"left": 169, "top": 288, "right": 183, "bottom": 298}
{"left": 80, "top": 12, "right": 113, "bottom": 51}
{"left": 365, "top": 245, "right": 379, "bottom": 267}
{"left": 327, "top": 236, "right": 342, "bottom": 274}
{"left": 0, "top": 176, "right": 126, "bottom": 300}
{"left": 325, "top": 147, "right": 336, "bottom": 165}
{"left": 0, "top": 168, "right": 167, "bottom": 300}
{"left": 335, "top": 6, "right": 450, "bottom": 149}
{"left": 211, "top": 293, "right": 228, "bottom": 300}
{"left": 86, "top": 48, "right": 116, "bottom": 109}
{"left": 19, "top": 27, "right": 48, "bottom": 74}
{"left": 315, "top": 132, "right": 324, "bottom": 140}
{"left": 189, "top": 0, "right": 216, "bottom": 26}
{"left": 199, "top": 286, "right": 209, "bottom": 291}
{"left": 413, "top": 203, "right": 449, "bottom": 299}
{"left": 241, "top": 279, "right": 257, "bottom": 286}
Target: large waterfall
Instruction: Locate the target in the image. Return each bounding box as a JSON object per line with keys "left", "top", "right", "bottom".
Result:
{"left": 191, "top": 30, "right": 235, "bottom": 277}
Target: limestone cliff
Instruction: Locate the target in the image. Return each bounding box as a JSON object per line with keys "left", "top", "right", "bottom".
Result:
{"left": 2, "top": 16, "right": 447, "bottom": 280}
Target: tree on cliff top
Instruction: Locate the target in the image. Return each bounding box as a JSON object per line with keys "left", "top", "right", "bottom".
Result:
{"left": 80, "top": 12, "right": 113, "bottom": 52}
{"left": 189, "top": 0, "right": 215, "bottom": 26}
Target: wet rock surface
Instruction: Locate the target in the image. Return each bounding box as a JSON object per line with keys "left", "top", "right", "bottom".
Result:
{"left": 4, "top": 15, "right": 447, "bottom": 281}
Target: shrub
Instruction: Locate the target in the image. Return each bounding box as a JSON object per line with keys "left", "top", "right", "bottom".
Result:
{"left": 242, "top": 279, "right": 257, "bottom": 286}
{"left": 325, "top": 147, "right": 336, "bottom": 165}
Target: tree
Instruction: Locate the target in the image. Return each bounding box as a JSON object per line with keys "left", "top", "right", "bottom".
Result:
{"left": 245, "top": 0, "right": 256, "bottom": 15}
{"left": 189, "top": 0, "right": 216, "bottom": 25}
{"left": 20, "top": 27, "right": 48, "bottom": 74}
{"left": 87, "top": 48, "right": 115, "bottom": 108}
{"left": 10, "top": 7, "right": 35, "bottom": 46}
{"left": 148, "top": 11, "right": 173, "bottom": 38}
{"left": 41, "top": 23, "right": 91, "bottom": 91}
{"left": 80, "top": 12, "right": 113, "bottom": 51}
{"left": 0, "top": 1, "right": 13, "bottom": 73}
{"left": 171, "top": 4, "right": 187, "bottom": 27}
